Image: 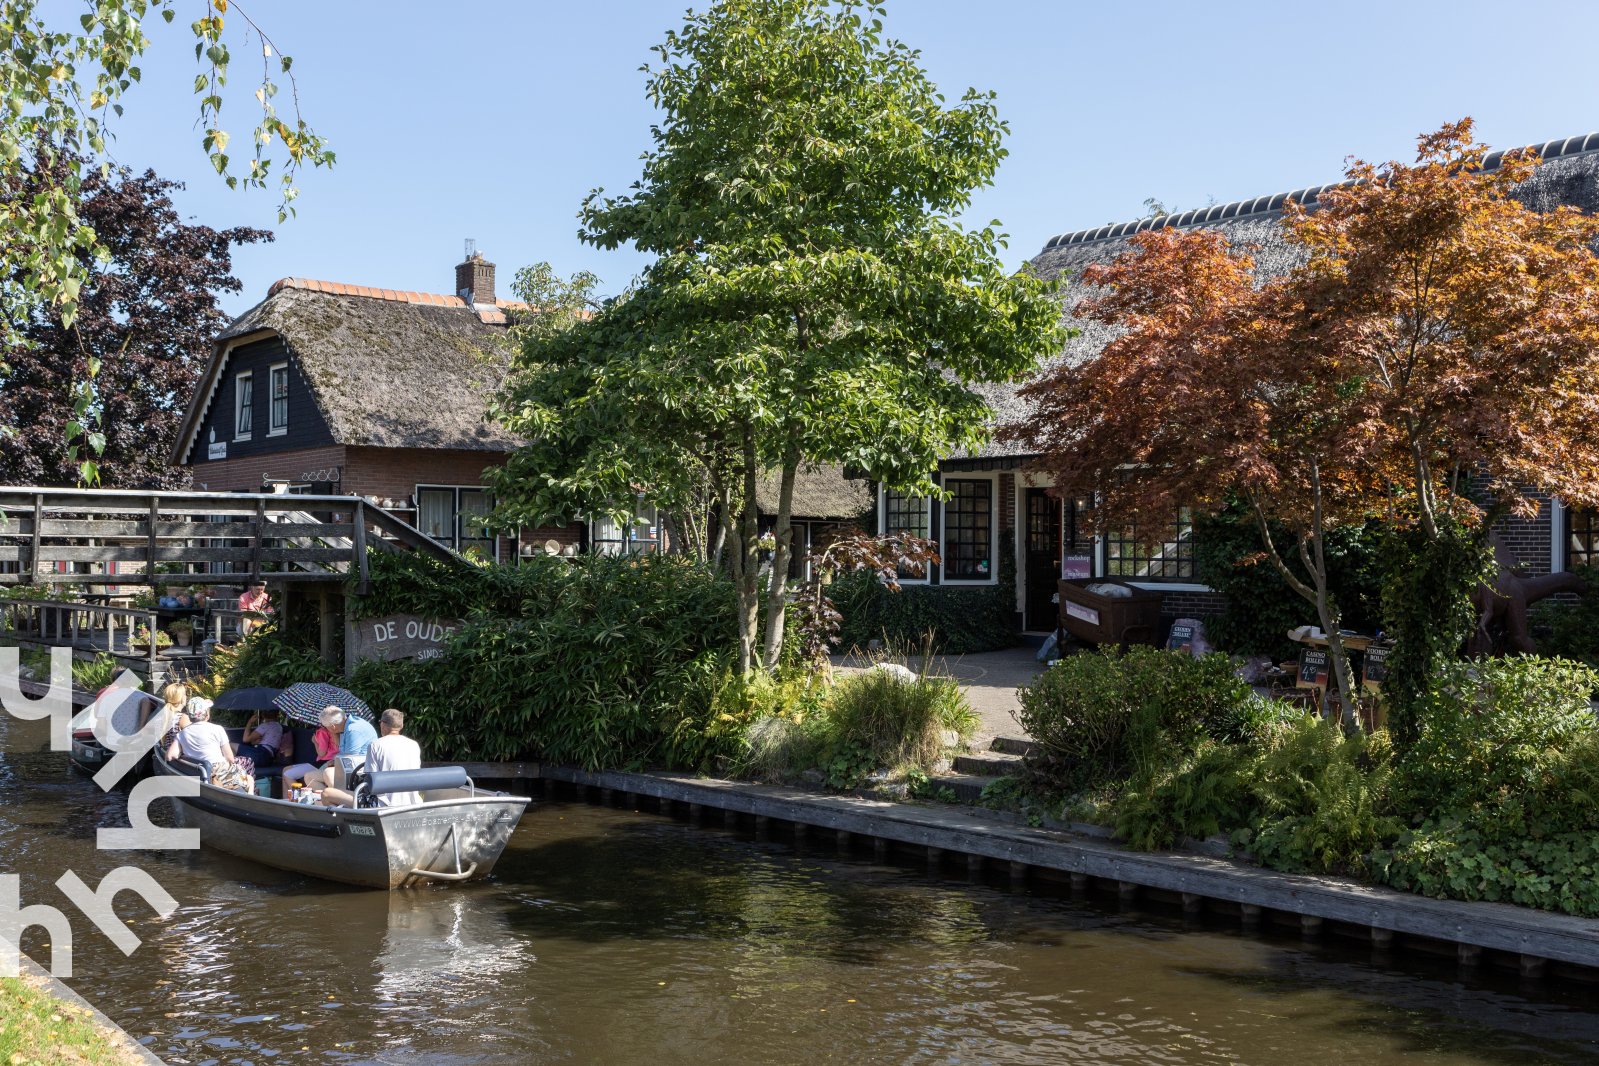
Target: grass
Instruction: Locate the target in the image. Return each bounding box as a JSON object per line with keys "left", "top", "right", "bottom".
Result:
{"left": 0, "top": 973, "right": 149, "bottom": 1065}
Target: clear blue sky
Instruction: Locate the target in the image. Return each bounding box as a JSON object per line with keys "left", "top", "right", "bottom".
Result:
{"left": 106, "top": 0, "right": 1599, "bottom": 317}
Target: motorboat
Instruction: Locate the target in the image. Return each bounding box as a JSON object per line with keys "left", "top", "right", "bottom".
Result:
{"left": 153, "top": 747, "right": 530, "bottom": 889}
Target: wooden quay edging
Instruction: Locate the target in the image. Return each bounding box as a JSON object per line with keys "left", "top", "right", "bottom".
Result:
{"left": 520, "top": 764, "right": 1599, "bottom": 979}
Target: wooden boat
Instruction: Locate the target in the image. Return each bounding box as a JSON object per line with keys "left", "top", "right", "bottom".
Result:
{"left": 153, "top": 748, "right": 530, "bottom": 889}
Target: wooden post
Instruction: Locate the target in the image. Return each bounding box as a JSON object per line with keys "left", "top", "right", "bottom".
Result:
{"left": 317, "top": 585, "right": 335, "bottom": 665}
{"left": 27, "top": 494, "right": 42, "bottom": 584}
{"left": 353, "top": 500, "right": 370, "bottom": 595}
{"left": 146, "top": 497, "right": 159, "bottom": 577}
{"left": 250, "top": 497, "right": 266, "bottom": 584}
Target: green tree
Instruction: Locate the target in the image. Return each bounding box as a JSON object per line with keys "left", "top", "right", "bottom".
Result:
{"left": 491, "top": 0, "right": 1060, "bottom": 674}
{"left": 2, "top": 0, "right": 331, "bottom": 478}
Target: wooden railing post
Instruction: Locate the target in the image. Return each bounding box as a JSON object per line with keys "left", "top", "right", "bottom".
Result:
{"left": 353, "top": 500, "right": 370, "bottom": 595}
{"left": 251, "top": 497, "right": 266, "bottom": 583}
{"left": 146, "top": 496, "right": 159, "bottom": 581}
{"left": 27, "top": 493, "right": 42, "bottom": 585}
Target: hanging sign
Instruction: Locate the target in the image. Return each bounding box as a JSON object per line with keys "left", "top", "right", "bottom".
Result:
{"left": 1061, "top": 555, "right": 1092, "bottom": 580}
{"left": 352, "top": 614, "right": 460, "bottom": 663}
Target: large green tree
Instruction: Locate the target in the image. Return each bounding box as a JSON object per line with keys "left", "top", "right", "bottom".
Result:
{"left": 491, "top": 0, "right": 1060, "bottom": 674}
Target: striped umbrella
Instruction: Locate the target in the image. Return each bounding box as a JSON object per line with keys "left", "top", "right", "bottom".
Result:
{"left": 272, "top": 682, "right": 374, "bottom": 726}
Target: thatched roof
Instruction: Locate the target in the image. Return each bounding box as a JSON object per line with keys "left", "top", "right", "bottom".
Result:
{"left": 756, "top": 465, "right": 871, "bottom": 520}
{"left": 968, "top": 132, "right": 1599, "bottom": 460}
{"left": 174, "top": 279, "right": 522, "bottom": 461}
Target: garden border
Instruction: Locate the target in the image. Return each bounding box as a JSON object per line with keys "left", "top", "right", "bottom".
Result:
{"left": 514, "top": 764, "right": 1599, "bottom": 977}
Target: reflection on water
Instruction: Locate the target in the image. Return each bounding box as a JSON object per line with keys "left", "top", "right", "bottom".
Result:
{"left": 3, "top": 712, "right": 1599, "bottom": 1065}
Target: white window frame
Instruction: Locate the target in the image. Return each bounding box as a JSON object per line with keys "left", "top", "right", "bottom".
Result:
{"left": 267, "top": 362, "right": 289, "bottom": 436}
{"left": 939, "top": 472, "right": 1000, "bottom": 585}
{"left": 876, "top": 484, "right": 933, "bottom": 585}
{"left": 233, "top": 370, "right": 253, "bottom": 441}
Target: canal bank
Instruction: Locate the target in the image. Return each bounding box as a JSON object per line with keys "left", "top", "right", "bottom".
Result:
{"left": 5, "top": 954, "right": 165, "bottom": 1065}
{"left": 511, "top": 763, "right": 1599, "bottom": 980}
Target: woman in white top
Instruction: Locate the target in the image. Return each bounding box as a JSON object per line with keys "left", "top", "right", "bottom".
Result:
{"left": 167, "top": 699, "right": 236, "bottom": 777}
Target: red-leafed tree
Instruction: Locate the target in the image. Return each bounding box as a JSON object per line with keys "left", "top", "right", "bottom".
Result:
{"left": 0, "top": 159, "right": 270, "bottom": 488}
{"left": 1008, "top": 120, "right": 1599, "bottom": 726}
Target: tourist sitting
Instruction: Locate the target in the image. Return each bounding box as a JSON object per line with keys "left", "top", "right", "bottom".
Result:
{"left": 235, "top": 708, "right": 284, "bottom": 768}
{"left": 321, "top": 708, "right": 422, "bottom": 807}
{"left": 238, "top": 581, "right": 272, "bottom": 636}
{"left": 281, "top": 722, "right": 340, "bottom": 791}
{"left": 167, "top": 699, "right": 252, "bottom": 783}
{"left": 141, "top": 682, "right": 192, "bottom": 748}
{"left": 295, "top": 705, "right": 376, "bottom": 794}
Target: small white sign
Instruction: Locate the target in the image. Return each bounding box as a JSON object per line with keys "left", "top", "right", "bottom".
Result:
{"left": 207, "top": 442, "right": 228, "bottom": 460}
{"left": 1065, "top": 602, "right": 1100, "bottom": 626}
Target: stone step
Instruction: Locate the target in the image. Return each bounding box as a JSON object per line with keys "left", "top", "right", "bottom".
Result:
{"left": 989, "top": 735, "right": 1036, "bottom": 757}
{"left": 953, "top": 751, "right": 1026, "bottom": 776}
{"left": 922, "top": 772, "right": 1000, "bottom": 804}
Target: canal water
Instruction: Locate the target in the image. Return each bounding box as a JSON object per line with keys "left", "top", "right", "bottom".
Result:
{"left": 4, "top": 714, "right": 1599, "bottom": 1065}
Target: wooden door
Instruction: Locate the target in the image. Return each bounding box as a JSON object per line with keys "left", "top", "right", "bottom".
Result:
{"left": 1024, "top": 488, "right": 1062, "bottom": 631}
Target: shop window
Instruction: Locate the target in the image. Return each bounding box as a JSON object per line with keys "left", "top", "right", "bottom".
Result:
{"left": 1105, "top": 508, "right": 1195, "bottom": 580}
{"left": 590, "top": 506, "right": 659, "bottom": 555}
{"left": 1569, "top": 507, "right": 1599, "bottom": 570}
{"left": 417, "top": 485, "right": 496, "bottom": 559}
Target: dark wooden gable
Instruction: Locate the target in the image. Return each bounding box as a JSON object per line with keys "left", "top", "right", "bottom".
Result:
{"left": 186, "top": 336, "right": 335, "bottom": 463}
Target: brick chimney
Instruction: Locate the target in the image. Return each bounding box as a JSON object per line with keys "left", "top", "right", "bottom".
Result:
{"left": 455, "top": 243, "right": 495, "bottom": 306}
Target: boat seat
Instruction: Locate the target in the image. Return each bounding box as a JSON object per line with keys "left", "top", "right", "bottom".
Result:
{"left": 364, "top": 766, "right": 471, "bottom": 799}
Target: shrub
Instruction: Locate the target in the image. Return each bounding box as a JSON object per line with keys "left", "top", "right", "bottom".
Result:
{"left": 1016, "top": 646, "right": 1256, "bottom": 790}
{"left": 830, "top": 544, "right": 1017, "bottom": 655}
{"left": 1114, "top": 741, "right": 1255, "bottom": 850}
{"left": 824, "top": 664, "right": 976, "bottom": 774}
{"left": 219, "top": 625, "right": 340, "bottom": 690}
{"left": 1531, "top": 565, "right": 1599, "bottom": 669}
{"left": 1393, "top": 656, "right": 1599, "bottom": 836}
{"left": 349, "top": 553, "right": 739, "bottom": 769}
{"left": 1244, "top": 715, "right": 1400, "bottom": 875}
{"left": 1375, "top": 823, "right": 1599, "bottom": 916}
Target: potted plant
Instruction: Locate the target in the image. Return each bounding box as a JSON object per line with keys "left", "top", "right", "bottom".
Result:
{"left": 131, "top": 625, "right": 173, "bottom": 655}
{"left": 168, "top": 618, "right": 195, "bottom": 648}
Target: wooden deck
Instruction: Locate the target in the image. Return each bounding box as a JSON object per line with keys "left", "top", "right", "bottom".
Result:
{"left": 0, "top": 486, "right": 456, "bottom": 590}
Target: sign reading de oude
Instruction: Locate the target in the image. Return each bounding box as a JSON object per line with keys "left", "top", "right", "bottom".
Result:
{"left": 352, "top": 614, "right": 459, "bottom": 663}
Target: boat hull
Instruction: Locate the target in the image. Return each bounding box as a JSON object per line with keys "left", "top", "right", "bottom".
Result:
{"left": 154, "top": 753, "right": 529, "bottom": 889}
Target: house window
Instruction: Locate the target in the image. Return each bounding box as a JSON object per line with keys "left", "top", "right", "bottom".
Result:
{"left": 943, "top": 478, "right": 993, "bottom": 581}
{"left": 880, "top": 486, "right": 932, "bottom": 580}
{"left": 268, "top": 363, "right": 289, "bottom": 434}
{"left": 1105, "top": 508, "right": 1195, "bottom": 580}
{"left": 590, "top": 506, "right": 659, "bottom": 555}
{"left": 234, "top": 372, "right": 253, "bottom": 439}
{"left": 881, "top": 487, "right": 930, "bottom": 538}
{"left": 417, "top": 485, "right": 497, "bottom": 560}
{"left": 1569, "top": 507, "right": 1599, "bottom": 570}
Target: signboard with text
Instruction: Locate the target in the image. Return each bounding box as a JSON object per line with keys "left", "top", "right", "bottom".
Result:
{"left": 350, "top": 614, "right": 460, "bottom": 664}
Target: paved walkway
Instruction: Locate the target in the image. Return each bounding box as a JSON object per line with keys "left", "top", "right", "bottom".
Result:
{"left": 832, "top": 643, "right": 1045, "bottom": 744}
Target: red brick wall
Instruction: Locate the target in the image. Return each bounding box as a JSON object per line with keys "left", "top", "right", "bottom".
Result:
{"left": 186, "top": 444, "right": 349, "bottom": 493}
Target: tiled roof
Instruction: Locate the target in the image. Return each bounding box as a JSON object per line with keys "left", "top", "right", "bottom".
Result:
{"left": 265, "top": 276, "right": 528, "bottom": 324}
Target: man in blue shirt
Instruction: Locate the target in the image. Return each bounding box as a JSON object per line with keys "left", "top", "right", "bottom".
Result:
{"left": 315, "top": 705, "right": 378, "bottom": 804}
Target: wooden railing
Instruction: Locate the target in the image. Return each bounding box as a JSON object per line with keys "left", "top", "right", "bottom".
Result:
{"left": 0, "top": 487, "right": 458, "bottom": 588}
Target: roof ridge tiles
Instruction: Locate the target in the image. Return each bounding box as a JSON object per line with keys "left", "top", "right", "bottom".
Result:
{"left": 1042, "top": 130, "right": 1599, "bottom": 252}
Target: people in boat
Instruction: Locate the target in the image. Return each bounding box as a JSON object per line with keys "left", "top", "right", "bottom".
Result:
{"left": 321, "top": 708, "right": 423, "bottom": 807}
{"left": 282, "top": 722, "right": 340, "bottom": 791}
{"left": 238, "top": 581, "right": 272, "bottom": 636}
{"left": 167, "top": 699, "right": 252, "bottom": 780}
{"left": 235, "top": 708, "right": 284, "bottom": 767}
{"left": 294, "top": 705, "right": 377, "bottom": 794}
{"left": 140, "top": 682, "right": 192, "bottom": 744}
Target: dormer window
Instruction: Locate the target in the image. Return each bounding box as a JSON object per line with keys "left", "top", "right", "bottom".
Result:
{"left": 268, "top": 363, "right": 289, "bottom": 434}
{"left": 234, "top": 371, "right": 253, "bottom": 439}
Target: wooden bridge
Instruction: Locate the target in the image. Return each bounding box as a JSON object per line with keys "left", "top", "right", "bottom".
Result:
{"left": 0, "top": 487, "right": 460, "bottom": 683}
